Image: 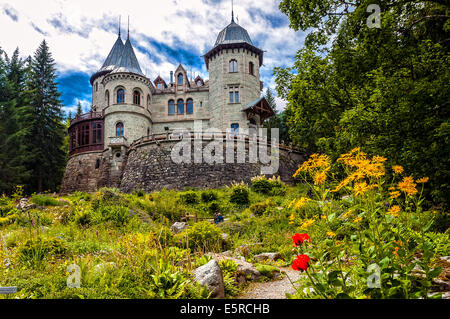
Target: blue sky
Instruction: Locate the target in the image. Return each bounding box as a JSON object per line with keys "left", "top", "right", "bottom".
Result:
{"left": 0, "top": 0, "right": 306, "bottom": 115}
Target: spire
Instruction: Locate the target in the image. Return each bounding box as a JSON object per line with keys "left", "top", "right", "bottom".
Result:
{"left": 118, "top": 15, "right": 121, "bottom": 37}
{"left": 231, "top": 0, "right": 235, "bottom": 23}
{"left": 127, "top": 15, "right": 130, "bottom": 40}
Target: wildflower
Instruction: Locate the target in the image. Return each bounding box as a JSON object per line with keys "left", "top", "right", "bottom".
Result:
{"left": 387, "top": 205, "right": 401, "bottom": 218}
{"left": 353, "top": 181, "right": 368, "bottom": 196}
{"left": 292, "top": 233, "right": 311, "bottom": 246}
{"left": 294, "top": 197, "right": 310, "bottom": 210}
{"left": 301, "top": 219, "right": 315, "bottom": 228}
{"left": 372, "top": 155, "right": 387, "bottom": 163}
{"left": 289, "top": 214, "right": 295, "bottom": 225}
{"left": 398, "top": 176, "right": 418, "bottom": 195}
{"left": 342, "top": 210, "right": 352, "bottom": 219}
{"left": 288, "top": 198, "right": 297, "bottom": 208}
{"left": 394, "top": 246, "right": 399, "bottom": 256}
{"left": 389, "top": 191, "right": 401, "bottom": 199}
{"left": 313, "top": 171, "right": 327, "bottom": 185}
{"left": 417, "top": 177, "right": 429, "bottom": 183}
{"left": 326, "top": 231, "right": 336, "bottom": 237}
{"left": 321, "top": 215, "right": 327, "bottom": 220}
{"left": 292, "top": 254, "right": 309, "bottom": 272}
{"left": 393, "top": 165, "right": 404, "bottom": 174}
{"left": 353, "top": 217, "right": 363, "bottom": 223}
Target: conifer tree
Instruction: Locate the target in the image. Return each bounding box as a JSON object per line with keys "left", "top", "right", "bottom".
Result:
{"left": 24, "top": 40, "right": 66, "bottom": 193}
{"left": 76, "top": 101, "right": 82, "bottom": 117}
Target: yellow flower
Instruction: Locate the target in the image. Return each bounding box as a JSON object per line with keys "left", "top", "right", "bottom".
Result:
{"left": 393, "top": 165, "right": 404, "bottom": 174}
{"left": 326, "top": 231, "right": 336, "bottom": 237}
{"left": 289, "top": 213, "right": 295, "bottom": 224}
{"left": 372, "top": 155, "right": 387, "bottom": 163}
{"left": 342, "top": 210, "right": 353, "bottom": 219}
{"left": 301, "top": 219, "right": 315, "bottom": 228}
{"left": 288, "top": 198, "right": 297, "bottom": 208}
{"left": 294, "top": 197, "right": 310, "bottom": 210}
{"left": 321, "top": 215, "right": 327, "bottom": 220}
{"left": 353, "top": 217, "right": 363, "bottom": 223}
{"left": 398, "top": 176, "right": 418, "bottom": 195}
{"left": 390, "top": 191, "right": 401, "bottom": 199}
{"left": 387, "top": 205, "right": 401, "bottom": 218}
{"left": 417, "top": 177, "right": 429, "bottom": 183}
{"left": 313, "top": 171, "right": 327, "bottom": 185}
{"left": 353, "top": 181, "right": 368, "bottom": 196}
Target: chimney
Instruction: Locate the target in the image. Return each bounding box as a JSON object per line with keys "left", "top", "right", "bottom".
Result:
{"left": 170, "top": 71, "right": 173, "bottom": 84}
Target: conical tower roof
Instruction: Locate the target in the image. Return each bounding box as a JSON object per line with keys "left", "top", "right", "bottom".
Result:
{"left": 114, "top": 37, "right": 143, "bottom": 75}
{"left": 214, "top": 16, "right": 253, "bottom": 47}
{"left": 100, "top": 35, "right": 124, "bottom": 71}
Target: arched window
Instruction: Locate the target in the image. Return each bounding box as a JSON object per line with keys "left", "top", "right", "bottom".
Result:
{"left": 117, "top": 89, "right": 125, "bottom": 104}
{"left": 186, "top": 98, "right": 193, "bottom": 114}
{"left": 116, "top": 122, "right": 124, "bottom": 137}
{"left": 249, "top": 62, "right": 254, "bottom": 75}
{"left": 177, "top": 73, "right": 184, "bottom": 85}
{"left": 105, "top": 90, "right": 110, "bottom": 106}
{"left": 133, "top": 90, "right": 141, "bottom": 105}
{"left": 231, "top": 123, "right": 239, "bottom": 136}
{"left": 177, "top": 99, "right": 184, "bottom": 114}
{"left": 147, "top": 94, "right": 151, "bottom": 108}
{"left": 168, "top": 100, "right": 175, "bottom": 115}
{"left": 229, "top": 59, "right": 238, "bottom": 73}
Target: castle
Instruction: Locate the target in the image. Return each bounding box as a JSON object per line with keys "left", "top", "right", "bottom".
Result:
{"left": 60, "top": 13, "right": 303, "bottom": 194}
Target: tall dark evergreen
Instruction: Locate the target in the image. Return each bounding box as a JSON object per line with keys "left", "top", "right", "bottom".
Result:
{"left": 24, "top": 40, "right": 66, "bottom": 193}
{"left": 75, "top": 101, "right": 82, "bottom": 117}
{"left": 263, "top": 88, "right": 291, "bottom": 144}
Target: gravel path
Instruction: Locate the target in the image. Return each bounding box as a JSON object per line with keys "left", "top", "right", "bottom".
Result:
{"left": 238, "top": 267, "right": 304, "bottom": 299}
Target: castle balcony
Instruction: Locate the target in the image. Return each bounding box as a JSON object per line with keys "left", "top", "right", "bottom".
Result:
{"left": 70, "top": 110, "right": 104, "bottom": 126}
{"left": 68, "top": 111, "right": 104, "bottom": 157}
{"left": 108, "top": 136, "right": 128, "bottom": 148}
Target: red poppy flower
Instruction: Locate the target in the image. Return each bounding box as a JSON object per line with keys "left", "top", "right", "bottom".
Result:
{"left": 292, "top": 254, "right": 309, "bottom": 272}
{"left": 292, "top": 233, "right": 311, "bottom": 246}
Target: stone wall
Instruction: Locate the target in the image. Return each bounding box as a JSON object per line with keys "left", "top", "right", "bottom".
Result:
{"left": 119, "top": 138, "right": 305, "bottom": 194}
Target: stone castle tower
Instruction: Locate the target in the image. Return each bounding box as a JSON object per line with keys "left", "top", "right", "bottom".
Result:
{"left": 60, "top": 12, "right": 281, "bottom": 194}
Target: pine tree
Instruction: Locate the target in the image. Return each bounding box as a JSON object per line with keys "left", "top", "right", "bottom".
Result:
{"left": 263, "top": 88, "right": 290, "bottom": 144}
{"left": 265, "top": 87, "right": 277, "bottom": 114}
{"left": 76, "top": 101, "right": 82, "bottom": 117}
{"left": 24, "top": 40, "right": 66, "bottom": 193}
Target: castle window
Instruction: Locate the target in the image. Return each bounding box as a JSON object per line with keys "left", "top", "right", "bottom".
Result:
{"left": 231, "top": 123, "right": 239, "bottom": 136}
{"left": 186, "top": 99, "right": 193, "bottom": 114}
{"left": 95, "top": 159, "right": 100, "bottom": 169}
{"left": 168, "top": 100, "right": 175, "bottom": 115}
{"left": 197, "top": 80, "right": 202, "bottom": 86}
{"left": 133, "top": 90, "right": 141, "bottom": 105}
{"left": 92, "top": 123, "right": 102, "bottom": 144}
{"left": 229, "top": 60, "right": 238, "bottom": 73}
{"left": 147, "top": 94, "right": 151, "bottom": 108}
{"left": 177, "top": 73, "right": 184, "bottom": 85}
{"left": 249, "top": 62, "right": 254, "bottom": 75}
{"left": 177, "top": 99, "right": 184, "bottom": 114}
{"left": 116, "top": 122, "right": 124, "bottom": 137}
{"left": 95, "top": 82, "right": 98, "bottom": 92}
{"left": 81, "top": 124, "right": 90, "bottom": 146}
{"left": 117, "top": 89, "right": 125, "bottom": 104}
{"left": 157, "top": 83, "right": 163, "bottom": 90}
{"left": 229, "top": 87, "right": 239, "bottom": 103}
{"left": 105, "top": 90, "right": 110, "bottom": 106}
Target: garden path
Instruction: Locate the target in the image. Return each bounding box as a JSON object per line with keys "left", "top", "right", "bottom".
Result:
{"left": 238, "top": 267, "right": 303, "bottom": 299}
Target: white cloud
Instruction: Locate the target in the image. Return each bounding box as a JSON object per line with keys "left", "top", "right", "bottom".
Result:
{"left": 0, "top": 0, "right": 304, "bottom": 111}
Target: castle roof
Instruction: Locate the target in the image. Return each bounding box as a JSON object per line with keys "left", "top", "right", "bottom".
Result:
{"left": 100, "top": 35, "right": 124, "bottom": 72}
{"left": 214, "top": 17, "right": 253, "bottom": 47}
{"left": 114, "top": 37, "right": 144, "bottom": 76}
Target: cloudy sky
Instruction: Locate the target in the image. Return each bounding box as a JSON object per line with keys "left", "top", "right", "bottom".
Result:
{"left": 0, "top": 0, "right": 305, "bottom": 115}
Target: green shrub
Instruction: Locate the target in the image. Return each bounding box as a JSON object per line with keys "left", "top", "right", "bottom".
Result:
{"left": 133, "top": 189, "right": 146, "bottom": 197}
{"left": 229, "top": 184, "right": 250, "bottom": 206}
{"left": 208, "top": 201, "right": 220, "bottom": 214}
{"left": 31, "top": 195, "right": 61, "bottom": 207}
{"left": 74, "top": 207, "right": 93, "bottom": 227}
{"left": 179, "top": 191, "right": 199, "bottom": 205}
{"left": 201, "top": 190, "right": 218, "bottom": 203}
{"left": 251, "top": 178, "right": 273, "bottom": 194}
{"left": 249, "top": 202, "right": 269, "bottom": 216}
{"left": 98, "top": 206, "right": 133, "bottom": 227}
{"left": 178, "top": 221, "right": 222, "bottom": 252}
{"left": 219, "top": 259, "right": 238, "bottom": 274}
{"left": 195, "top": 254, "right": 213, "bottom": 267}
{"left": 18, "top": 237, "right": 67, "bottom": 266}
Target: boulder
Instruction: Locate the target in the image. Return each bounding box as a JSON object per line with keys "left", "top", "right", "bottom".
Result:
{"left": 254, "top": 252, "right": 282, "bottom": 262}
{"left": 16, "top": 198, "right": 36, "bottom": 211}
{"left": 170, "top": 222, "right": 188, "bottom": 234}
{"left": 193, "top": 259, "right": 225, "bottom": 299}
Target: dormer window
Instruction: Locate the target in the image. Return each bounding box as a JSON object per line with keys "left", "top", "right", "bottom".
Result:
{"left": 197, "top": 80, "right": 202, "bottom": 87}
{"left": 177, "top": 73, "right": 184, "bottom": 85}
{"left": 157, "top": 83, "right": 163, "bottom": 90}
{"left": 229, "top": 60, "right": 238, "bottom": 73}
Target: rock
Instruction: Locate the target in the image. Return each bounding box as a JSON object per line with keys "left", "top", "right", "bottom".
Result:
{"left": 94, "top": 262, "right": 117, "bottom": 273}
{"left": 193, "top": 259, "right": 225, "bottom": 299}
{"left": 254, "top": 252, "right": 282, "bottom": 262}
{"left": 433, "top": 278, "right": 450, "bottom": 291}
{"left": 440, "top": 256, "right": 450, "bottom": 263}
{"left": 170, "top": 222, "right": 188, "bottom": 234}
{"left": 16, "top": 198, "right": 36, "bottom": 211}
{"left": 443, "top": 291, "right": 450, "bottom": 299}
{"left": 234, "top": 258, "right": 261, "bottom": 282}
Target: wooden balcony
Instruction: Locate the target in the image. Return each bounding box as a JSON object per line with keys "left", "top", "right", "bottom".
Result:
{"left": 70, "top": 111, "right": 104, "bottom": 126}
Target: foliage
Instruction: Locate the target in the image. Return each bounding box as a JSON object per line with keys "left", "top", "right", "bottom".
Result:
{"left": 229, "top": 183, "right": 250, "bottom": 206}
{"left": 276, "top": 0, "right": 450, "bottom": 207}
{"left": 177, "top": 221, "right": 222, "bottom": 252}
{"left": 201, "top": 190, "right": 218, "bottom": 203}
{"left": 179, "top": 191, "right": 199, "bottom": 205}
{"left": 31, "top": 194, "right": 61, "bottom": 207}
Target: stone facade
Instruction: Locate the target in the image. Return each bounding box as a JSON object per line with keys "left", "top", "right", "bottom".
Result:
{"left": 61, "top": 14, "right": 285, "bottom": 194}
